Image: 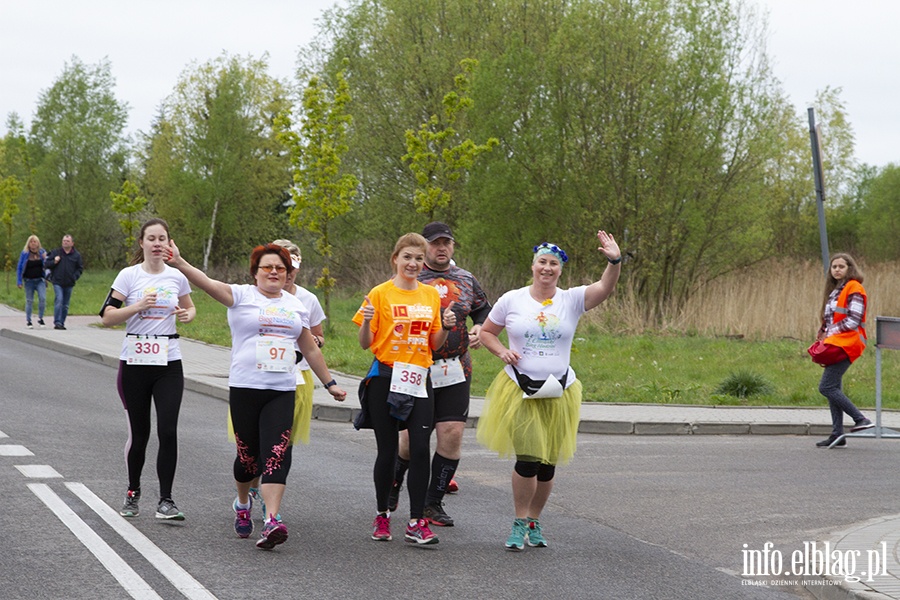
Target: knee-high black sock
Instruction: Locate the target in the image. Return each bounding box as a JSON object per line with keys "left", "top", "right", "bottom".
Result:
{"left": 426, "top": 453, "right": 459, "bottom": 505}
{"left": 393, "top": 456, "right": 410, "bottom": 486}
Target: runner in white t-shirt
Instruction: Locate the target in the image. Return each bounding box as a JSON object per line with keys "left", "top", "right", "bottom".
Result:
{"left": 101, "top": 219, "right": 196, "bottom": 522}
{"left": 477, "top": 230, "right": 622, "bottom": 551}
{"left": 166, "top": 240, "right": 347, "bottom": 551}
{"left": 231, "top": 238, "right": 328, "bottom": 519}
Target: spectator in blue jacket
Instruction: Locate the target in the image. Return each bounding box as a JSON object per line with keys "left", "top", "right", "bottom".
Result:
{"left": 16, "top": 235, "right": 48, "bottom": 328}
{"left": 44, "top": 234, "right": 84, "bottom": 330}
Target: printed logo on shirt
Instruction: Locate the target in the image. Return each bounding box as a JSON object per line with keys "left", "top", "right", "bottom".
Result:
{"left": 428, "top": 277, "right": 460, "bottom": 306}
{"left": 522, "top": 310, "right": 562, "bottom": 356}
{"left": 138, "top": 286, "right": 177, "bottom": 320}
{"left": 390, "top": 303, "right": 435, "bottom": 347}
{"left": 258, "top": 305, "right": 297, "bottom": 332}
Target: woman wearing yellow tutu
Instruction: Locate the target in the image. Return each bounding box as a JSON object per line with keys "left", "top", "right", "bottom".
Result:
{"left": 477, "top": 230, "right": 621, "bottom": 551}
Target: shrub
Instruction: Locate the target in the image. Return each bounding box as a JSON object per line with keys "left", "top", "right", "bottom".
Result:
{"left": 714, "top": 371, "right": 775, "bottom": 398}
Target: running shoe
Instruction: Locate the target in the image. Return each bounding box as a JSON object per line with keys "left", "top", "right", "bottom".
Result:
{"left": 404, "top": 518, "right": 438, "bottom": 545}
{"left": 256, "top": 515, "right": 288, "bottom": 549}
{"left": 447, "top": 478, "right": 459, "bottom": 494}
{"left": 423, "top": 502, "right": 454, "bottom": 527}
{"left": 526, "top": 518, "right": 548, "bottom": 547}
{"left": 387, "top": 480, "right": 401, "bottom": 513}
{"left": 372, "top": 514, "right": 392, "bottom": 541}
{"left": 249, "top": 486, "right": 266, "bottom": 521}
{"left": 120, "top": 489, "right": 140, "bottom": 517}
{"left": 850, "top": 418, "right": 874, "bottom": 432}
{"left": 26, "top": 322, "right": 33, "bottom": 329}
{"left": 38, "top": 319, "right": 45, "bottom": 328}
{"left": 233, "top": 497, "right": 253, "bottom": 538}
{"left": 505, "top": 518, "right": 528, "bottom": 551}
{"left": 156, "top": 498, "right": 185, "bottom": 520}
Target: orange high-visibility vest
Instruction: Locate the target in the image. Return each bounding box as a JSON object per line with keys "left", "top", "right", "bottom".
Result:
{"left": 824, "top": 279, "right": 867, "bottom": 362}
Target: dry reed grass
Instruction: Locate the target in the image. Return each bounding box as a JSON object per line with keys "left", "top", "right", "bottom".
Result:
{"left": 585, "top": 260, "right": 900, "bottom": 341}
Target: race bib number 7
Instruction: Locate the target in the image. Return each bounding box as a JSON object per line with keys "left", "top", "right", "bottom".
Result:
{"left": 256, "top": 339, "right": 295, "bottom": 372}
{"left": 390, "top": 362, "right": 428, "bottom": 398}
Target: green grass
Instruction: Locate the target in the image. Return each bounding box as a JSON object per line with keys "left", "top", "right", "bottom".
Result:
{"left": 4, "top": 269, "right": 900, "bottom": 409}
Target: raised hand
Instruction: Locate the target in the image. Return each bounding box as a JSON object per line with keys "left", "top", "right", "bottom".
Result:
{"left": 597, "top": 230, "right": 621, "bottom": 262}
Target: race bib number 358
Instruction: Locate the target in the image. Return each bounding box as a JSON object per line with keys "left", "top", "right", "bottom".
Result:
{"left": 390, "top": 362, "right": 428, "bottom": 398}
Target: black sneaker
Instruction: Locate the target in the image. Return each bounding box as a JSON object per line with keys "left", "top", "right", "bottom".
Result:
{"left": 54, "top": 324, "right": 65, "bottom": 330}
{"left": 816, "top": 435, "right": 846, "bottom": 448}
{"left": 26, "top": 322, "right": 33, "bottom": 329}
{"left": 388, "top": 480, "right": 401, "bottom": 513}
{"left": 850, "top": 418, "right": 874, "bottom": 432}
{"left": 423, "top": 502, "right": 454, "bottom": 527}
{"left": 38, "top": 319, "right": 45, "bottom": 328}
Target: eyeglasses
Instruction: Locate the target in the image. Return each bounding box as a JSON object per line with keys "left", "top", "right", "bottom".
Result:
{"left": 258, "top": 265, "right": 287, "bottom": 273}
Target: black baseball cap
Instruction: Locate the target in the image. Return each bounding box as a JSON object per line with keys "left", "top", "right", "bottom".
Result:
{"left": 422, "top": 221, "right": 455, "bottom": 243}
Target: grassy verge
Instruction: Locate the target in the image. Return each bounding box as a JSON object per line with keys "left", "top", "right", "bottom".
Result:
{"left": 3, "top": 269, "right": 898, "bottom": 409}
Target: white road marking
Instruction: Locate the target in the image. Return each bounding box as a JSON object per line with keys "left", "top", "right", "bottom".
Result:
{"left": 0, "top": 444, "right": 33, "bottom": 456}
{"left": 15, "top": 464, "right": 62, "bottom": 477}
{"left": 66, "top": 482, "right": 218, "bottom": 600}
{"left": 28, "top": 483, "right": 163, "bottom": 600}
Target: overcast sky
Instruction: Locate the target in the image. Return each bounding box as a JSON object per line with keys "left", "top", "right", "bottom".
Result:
{"left": 1, "top": 0, "right": 897, "bottom": 167}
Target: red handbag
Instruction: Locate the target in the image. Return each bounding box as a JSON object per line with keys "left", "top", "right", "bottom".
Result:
{"left": 807, "top": 340, "right": 848, "bottom": 366}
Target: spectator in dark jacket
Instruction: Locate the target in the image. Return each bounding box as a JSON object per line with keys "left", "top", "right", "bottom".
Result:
{"left": 44, "top": 234, "right": 84, "bottom": 330}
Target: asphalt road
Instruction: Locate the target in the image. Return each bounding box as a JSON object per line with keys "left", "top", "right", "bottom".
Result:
{"left": 7, "top": 336, "right": 898, "bottom": 599}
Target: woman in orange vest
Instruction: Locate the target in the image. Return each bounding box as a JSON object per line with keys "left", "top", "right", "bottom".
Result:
{"left": 816, "top": 253, "right": 873, "bottom": 448}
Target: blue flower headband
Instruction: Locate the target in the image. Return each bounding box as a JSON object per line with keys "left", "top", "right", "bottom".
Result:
{"left": 533, "top": 242, "right": 568, "bottom": 264}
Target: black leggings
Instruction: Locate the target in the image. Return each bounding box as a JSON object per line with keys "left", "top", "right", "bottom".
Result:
{"left": 118, "top": 360, "right": 184, "bottom": 499}
{"left": 229, "top": 387, "right": 294, "bottom": 485}
{"left": 367, "top": 376, "right": 434, "bottom": 519}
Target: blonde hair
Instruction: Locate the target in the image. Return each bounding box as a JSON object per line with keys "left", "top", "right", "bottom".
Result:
{"left": 23, "top": 235, "right": 41, "bottom": 252}
{"left": 272, "top": 238, "right": 301, "bottom": 263}
{"left": 390, "top": 233, "right": 427, "bottom": 273}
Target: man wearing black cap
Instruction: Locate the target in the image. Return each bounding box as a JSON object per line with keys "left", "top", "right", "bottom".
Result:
{"left": 388, "top": 221, "right": 491, "bottom": 526}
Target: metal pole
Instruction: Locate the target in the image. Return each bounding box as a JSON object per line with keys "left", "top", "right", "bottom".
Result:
{"left": 876, "top": 346, "right": 883, "bottom": 439}
{"left": 808, "top": 108, "right": 830, "bottom": 275}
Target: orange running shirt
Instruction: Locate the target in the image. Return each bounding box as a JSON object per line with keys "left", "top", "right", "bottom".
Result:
{"left": 352, "top": 279, "right": 442, "bottom": 369}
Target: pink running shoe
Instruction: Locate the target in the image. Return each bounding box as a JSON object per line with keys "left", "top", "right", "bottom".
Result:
{"left": 256, "top": 515, "right": 288, "bottom": 549}
{"left": 404, "top": 518, "right": 439, "bottom": 545}
{"left": 447, "top": 478, "right": 459, "bottom": 494}
{"left": 372, "top": 514, "right": 392, "bottom": 541}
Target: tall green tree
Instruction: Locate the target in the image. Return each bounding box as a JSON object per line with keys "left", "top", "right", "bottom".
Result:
{"left": 109, "top": 179, "right": 148, "bottom": 262}
{"left": 403, "top": 59, "right": 499, "bottom": 220}
{"left": 276, "top": 68, "right": 358, "bottom": 323}
{"left": 29, "top": 56, "right": 129, "bottom": 267}
{"left": 313, "top": 0, "right": 793, "bottom": 315}
{"left": 0, "top": 174, "right": 22, "bottom": 290}
{"left": 142, "top": 54, "right": 290, "bottom": 270}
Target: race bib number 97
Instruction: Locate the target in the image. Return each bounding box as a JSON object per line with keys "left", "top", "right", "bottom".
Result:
{"left": 256, "top": 339, "right": 295, "bottom": 372}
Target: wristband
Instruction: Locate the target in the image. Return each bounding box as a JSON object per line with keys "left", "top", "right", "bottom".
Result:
{"left": 324, "top": 379, "right": 337, "bottom": 389}
{"left": 607, "top": 255, "right": 622, "bottom": 265}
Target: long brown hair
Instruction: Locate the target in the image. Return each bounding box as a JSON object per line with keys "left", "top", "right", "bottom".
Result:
{"left": 130, "top": 218, "right": 171, "bottom": 265}
{"left": 820, "top": 253, "right": 864, "bottom": 324}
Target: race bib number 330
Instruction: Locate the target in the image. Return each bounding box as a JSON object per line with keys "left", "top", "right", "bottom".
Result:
{"left": 125, "top": 337, "right": 169, "bottom": 366}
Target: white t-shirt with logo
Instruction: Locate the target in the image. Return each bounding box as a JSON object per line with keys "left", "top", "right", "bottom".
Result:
{"left": 227, "top": 284, "right": 310, "bottom": 391}
{"left": 293, "top": 285, "right": 326, "bottom": 375}
{"left": 487, "top": 285, "right": 587, "bottom": 388}
{"left": 112, "top": 264, "right": 192, "bottom": 361}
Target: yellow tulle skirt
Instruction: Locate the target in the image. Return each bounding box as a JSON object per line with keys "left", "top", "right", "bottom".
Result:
{"left": 476, "top": 371, "right": 582, "bottom": 465}
{"left": 227, "top": 369, "right": 313, "bottom": 446}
